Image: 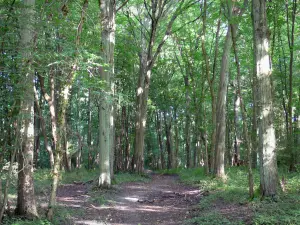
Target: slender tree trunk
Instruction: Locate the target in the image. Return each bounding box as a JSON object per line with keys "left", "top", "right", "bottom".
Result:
{"left": 156, "top": 111, "right": 165, "bottom": 169}
{"left": 124, "top": 106, "right": 131, "bottom": 171}
{"left": 0, "top": 126, "right": 19, "bottom": 222}
{"left": 34, "top": 87, "right": 54, "bottom": 168}
{"left": 251, "top": 70, "right": 258, "bottom": 168}
{"left": 253, "top": 0, "right": 278, "bottom": 197}
{"left": 87, "top": 86, "right": 92, "bottom": 169}
{"left": 201, "top": 0, "right": 219, "bottom": 172}
{"left": 233, "top": 91, "right": 241, "bottom": 166}
{"left": 214, "top": 24, "right": 232, "bottom": 178}
{"left": 286, "top": 0, "right": 297, "bottom": 171}
{"left": 98, "top": 0, "right": 115, "bottom": 187}
{"left": 184, "top": 74, "right": 191, "bottom": 168}
{"left": 34, "top": 102, "right": 40, "bottom": 168}
{"left": 164, "top": 110, "right": 174, "bottom": 169}
{"left": 209, "top": 7, "right": 221, "bottom": 173}
{"left": 15, "top": 0, "right": 38, "bottom": 218}
{"left": 174, "top": 109, "right": 179, "bottom": 168}
{"left": 133, "top": 50, "right": 150, "bottom": 173}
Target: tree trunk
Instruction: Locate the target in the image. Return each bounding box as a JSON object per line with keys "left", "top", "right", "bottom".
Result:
{"left": 286, "top": 0, "right": 297, "bottom": 171}
{"left": 184, "top": 74, "right": 191, "bottom": 168}
{"left": 174, "top": 109, "right": 179, "bottom": 168}
{"left": 87, "top": 86, "right": 92, "bottom": 169}
{"left": 156, "top": 111, "right": 165, "bottom": 169}
{"left": 34, "top": 86, "right": 54, "bottom": 168}
{"left": 253, "top": 0, "right": 278, "bottom": 197}
{"left": 133, "top": 46, "right": 150, "bottom": 173}
{"left": 15, "top": 0, "right": 38, "bottom": 218}
{"left": 214, "top": 24, "right": 232, "bottom": 179}
{"left": 251, "top": 70, "right": 258, "bottom": 169}
{"left": 164, "top": 110, "right": 174, "bottom": 169}
{"left": 233, "top": 91, "right": 241, "bottom": 166}
{"left": 34, "top": 102, "right": 40, "bottom": 168}
{"left": 98, "top": 0, "right": 115, "bottom": 187}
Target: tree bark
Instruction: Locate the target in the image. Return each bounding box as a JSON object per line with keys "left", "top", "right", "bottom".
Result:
{"left": 34, "top": 86, "right": 54, "bottom": 168}
{"left": 156, "top": 111, "right": 165, "bottom": 169}
{"left": 286, "top": 0, "right": 297, "bottom": 171}
{"left": 214, "top": 24, "right": 232, "bottom": 178}
{"left": 253, "top": 0, "right": 278, "bottom": 197}
{"left": 98, "top": 0, "right": 116, "bottom": 187}
{"left": 164, "top": 110, "right": 174, "bottom": 169}
{"left": 15, "top": 0, "right": 38, "bottom": 218}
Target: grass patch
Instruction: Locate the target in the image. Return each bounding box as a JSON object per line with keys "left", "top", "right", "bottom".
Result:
{"left": 185, "top": 212, "right": 232, "bottom": 225}
{"left": 171, "top": 167, "right": 300, "bottom": 225}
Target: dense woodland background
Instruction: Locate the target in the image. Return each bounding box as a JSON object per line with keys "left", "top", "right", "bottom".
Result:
{"left": 0, "top": 0, "right": 299, "bottom": 223}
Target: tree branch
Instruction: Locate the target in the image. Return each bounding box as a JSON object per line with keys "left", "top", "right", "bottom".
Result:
{"left": 117, "top": 0, "right": 129, "bottom": 13}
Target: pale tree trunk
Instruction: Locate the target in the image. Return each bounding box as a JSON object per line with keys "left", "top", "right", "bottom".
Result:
{"left": 214, "top": 0, "right": 247, "bottom": 179}
{"left": 15, "top": 0, "right": 38, "bottom": 218}
{"left": 233, "top": 91, "right": 241, "bottom": 166}
{"left": 98, "top": 0, "right": 115, "bottom": 187}
{"left": 253, "top": 0, "right": 278, "bottom": 197}
{"left": 214, "top": 24, "right": 232, "bottom": 178}
{"left": 202, "top": 0, "right": 219, "bottom": 172}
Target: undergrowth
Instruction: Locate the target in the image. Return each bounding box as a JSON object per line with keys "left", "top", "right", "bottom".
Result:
{"left": 165, "top": 167, "right": 300, "bottom": 225}
{"left": 3, "top": 168, "right": 149, "bottom": 225}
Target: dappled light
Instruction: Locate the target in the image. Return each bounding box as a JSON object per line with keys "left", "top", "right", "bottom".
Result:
{"left": 1, "top": 0, "right": 299, "bottom": 223}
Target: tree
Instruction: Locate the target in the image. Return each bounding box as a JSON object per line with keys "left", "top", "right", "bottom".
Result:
{"left": 253, "top": 0, "right": 278, "bottom": 197}
{"left": 133, "top": 0, "right": 189, "bottom": 173}
{"left": 98, "top": 0, "right": 116, "bottom": 188}
{"left": 15, "top": 0, "right": 39, "bottom": 219}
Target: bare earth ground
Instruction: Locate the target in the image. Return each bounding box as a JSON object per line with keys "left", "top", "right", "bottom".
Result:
{"left": 56, "top": 173, "right": 203, "bottom": 225}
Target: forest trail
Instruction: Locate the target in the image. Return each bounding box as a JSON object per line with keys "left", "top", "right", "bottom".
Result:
{"left": 56, "top": 173, "right": 202, "bottom": 225}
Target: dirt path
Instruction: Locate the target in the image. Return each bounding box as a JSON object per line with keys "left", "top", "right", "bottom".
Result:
{"left": 56, "top": 173, "right": 202, "bottom": 225}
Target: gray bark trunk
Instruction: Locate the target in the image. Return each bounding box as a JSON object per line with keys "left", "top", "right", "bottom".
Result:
{"left": 98, "top": 0, "right": 115, "bottom": 187}
{"left": 253, "top": 0, "right": 278, "bottom": 197}
{"left": 214, "top": 24, "right": 232, "bottom": 178}
{"left": 15, "top": 0, "right": 38, "bottom": 218}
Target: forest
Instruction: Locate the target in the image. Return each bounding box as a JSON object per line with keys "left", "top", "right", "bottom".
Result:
{"left": 0, "top": 0, "right": 299, "bottom": 224}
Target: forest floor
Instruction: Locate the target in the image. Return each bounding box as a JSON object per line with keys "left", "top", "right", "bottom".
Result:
{"left": 55, "top": 172, "right": 203, "bottom": 225}
{"left": 3, "top": 167, "right": 300, "bottom": 224}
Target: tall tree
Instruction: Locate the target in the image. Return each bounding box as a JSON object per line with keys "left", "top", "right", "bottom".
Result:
{"left": 253, "top": 0, "right": 278, "bottom": 197}
{"left": 15, "top": 0, "right": 38, "bottom": 218}
{"left": 98, "top": 0, "right": 116, "bottom": 187}
{"left": 214, "top": 1, "right": 233, "bottom": 178}
{"left": 133, "top": 0, "right": 188, "bottom": 173}
{"left": 214, "top": 0, "right": 247, "bottom": 178}
{"left": 286, "top": 0, "right": 297, "bottom": 171}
